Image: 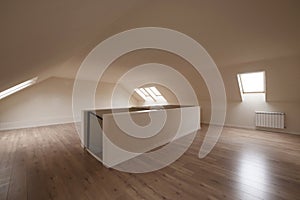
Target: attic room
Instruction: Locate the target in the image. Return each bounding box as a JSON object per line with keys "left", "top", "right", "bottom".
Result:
{"left": 0, "top": 0, "right": 299, "bottom": 199}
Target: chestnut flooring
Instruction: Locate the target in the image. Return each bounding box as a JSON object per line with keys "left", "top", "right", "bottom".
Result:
{"left": 0, "top": 124, "right": 299, "bottom": 200}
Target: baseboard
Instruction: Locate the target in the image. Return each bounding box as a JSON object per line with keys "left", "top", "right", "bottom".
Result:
{"left": 201, "top": 121, "right": 300, "bottom": 135}
{"left": 0, "top": 116, "right": 76, "bottom": 131}
{"left": 1, "top": 118, "right": 298, "bottom": 136}
{"left": 201, "top": 121, "right": 253, "bottom": 130}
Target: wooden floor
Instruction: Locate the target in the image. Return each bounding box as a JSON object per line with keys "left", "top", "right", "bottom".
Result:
{"left": 0, "top": 124, "right": 299, "bottom": 200}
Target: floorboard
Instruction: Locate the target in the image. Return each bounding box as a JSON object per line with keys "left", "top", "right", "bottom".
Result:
{"left": 0, "top": 124, "right": 299, "bottom": 200}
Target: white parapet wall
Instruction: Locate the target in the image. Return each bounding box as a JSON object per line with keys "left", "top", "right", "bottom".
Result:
{"left": 83, "top": 106, "right": 200, "bottom": 168}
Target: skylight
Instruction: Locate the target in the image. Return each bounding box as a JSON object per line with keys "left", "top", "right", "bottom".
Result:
{"left": 237, "top": 71, "right": 265, "bottom": 94}
{"left": 134, "top": 86, "right": 167, "bottom": 103}
{"left": 0, "top": 77, "right": 38, "bottom": 100}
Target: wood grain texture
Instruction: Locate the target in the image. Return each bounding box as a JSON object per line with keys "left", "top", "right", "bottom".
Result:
{"left": 0, "top": 124, "right": 299, "bottom": 200}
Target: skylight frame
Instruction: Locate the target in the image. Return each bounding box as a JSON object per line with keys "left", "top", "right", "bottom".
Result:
{"left": 145, "top": 87, "right": 158, "bottom": 100}
{"left": 134, "top": 86, "right": 167, "bottom": 103}
{"left": 237, "top": 71, "right": 266, "bottom": 94}
{"left": 0, "top": 77, "right": 38, "bottom": 100}
{"left": 139, "top": 88, "right": 149, "bottom": 96}
{"left": 149, "top": 86, "right": 161, "bottom": 96}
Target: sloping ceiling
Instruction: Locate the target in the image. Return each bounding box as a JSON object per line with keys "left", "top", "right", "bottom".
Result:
{"left": 105, "top": 0, "right": 300, "bottom": 66}
{"left": 0, "top": 0, "right": 146, "bottom": 91}
{"left": 1, "top": 0, "right": 299, "bottom": 98}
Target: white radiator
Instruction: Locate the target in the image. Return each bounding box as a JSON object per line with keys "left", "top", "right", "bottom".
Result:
{"left": 255, "top": 111, "right": 285, "bottom": 129}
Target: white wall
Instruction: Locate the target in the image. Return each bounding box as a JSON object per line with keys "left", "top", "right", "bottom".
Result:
{"left": 221, "top": 56, "right": 300, "bottom": 134}
{"left": 0, "top": 77, "right": 134, "bottom": 130}
{"left": 0, "top": 77, "right": 73, "bottom": 130}
{"left": 115, "top": 50, "right": 299, "bottom": 134}
{"left": 199, "top": 99, "right": 300, "bottom": 135}
{"left": 1, "top": 55, "right": 299, "bottom": 135}
{"left": 200, "top": 56, "right": 300, "bottom": 134}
